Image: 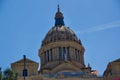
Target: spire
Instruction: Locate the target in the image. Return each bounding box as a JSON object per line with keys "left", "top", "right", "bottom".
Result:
{"left": 55, "top": 5, "right": 65, "bottom": 26}
{"left": 58, "top": 4, "right": 60, "bottom": 12}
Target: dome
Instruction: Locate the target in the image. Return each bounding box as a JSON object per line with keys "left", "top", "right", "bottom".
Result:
{"left": 42, "top": 26, "right": 82, "bottom": 46}
{"left": 42, "top": 5, "right": 82, "bottom": 46}
{"left": 39, "top": 5, "right": 85, "bottom": 74}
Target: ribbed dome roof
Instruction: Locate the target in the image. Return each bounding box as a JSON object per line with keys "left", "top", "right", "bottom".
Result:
{"left": 41, "top": 5, "right": 82, "bottom": 46}
{"left": 42, "top": 26, "right": 81, "bottom": 46}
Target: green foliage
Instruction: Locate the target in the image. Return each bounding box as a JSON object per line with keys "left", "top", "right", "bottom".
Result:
{"left": 2, "top": 68, "right": 18, "bottom": 80}
{"left": 0, "top": 72, "right": 2, "bottom": 80}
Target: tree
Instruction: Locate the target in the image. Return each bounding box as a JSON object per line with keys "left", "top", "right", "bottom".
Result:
{"left": 0, "top": 67, "right": 2, "bottom": 80}
{"left": 0, "top": 73, "right": 2, "bottom": 80}
{"left": 2, "top": 68, "right": 18, "bottom": 80}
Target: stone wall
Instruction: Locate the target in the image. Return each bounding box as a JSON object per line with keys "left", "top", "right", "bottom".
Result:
{"left": 18, "top": 76, "right": 102, "bottom": 80}
{"left": 17, "top": 75, "right": 120, "bottom": 80}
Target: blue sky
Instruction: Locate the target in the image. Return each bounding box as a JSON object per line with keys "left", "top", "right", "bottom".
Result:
{"left": 0, "top": 0, "right": 120, "bottom": 76}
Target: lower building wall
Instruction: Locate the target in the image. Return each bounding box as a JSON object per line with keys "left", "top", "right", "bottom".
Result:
{"left": 18, "top": 75, "right": 120, "bottom": 80}
{"left": 18, "top": 76, "right": 42, "bottom": 80}
{"left": 43, "top": 77, "right": 103, "bottom": 80}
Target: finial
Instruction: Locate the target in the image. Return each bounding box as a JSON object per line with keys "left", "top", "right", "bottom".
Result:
{"left": 88, "top": 63, "right": 90, "bottom": 67}
{"left": 55, "top": 4, "right": 65, "bottom": 26}
{"left": 58, "top": 4, "right": 60, "bottom": 12}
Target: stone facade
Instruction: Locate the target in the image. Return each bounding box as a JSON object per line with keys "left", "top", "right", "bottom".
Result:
{"left": 11, "top": 58, "right": 39, "bottom": 77}
{"left": 103, "top": 58, "right": 120, "bottom": 79}
{"left": 39, "top": 40, "right": 85, "bottom": 74}
{"left": 11, "top": 58, "right": 120, "bottom": 80}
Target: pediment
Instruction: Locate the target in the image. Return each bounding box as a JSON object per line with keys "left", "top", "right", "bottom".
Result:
{"left": 11, "top": 58, "right": 38, "bottom": 64}
{"left": 51, "top": 61, "right": 81, "bottom": 73}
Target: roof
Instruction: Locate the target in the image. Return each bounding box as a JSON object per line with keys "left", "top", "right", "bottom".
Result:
{"left": 113, "top": 58, "right": 120, "bottom": 62}
{"left": 42, "top": 25, "right": 82, "bottom": 46}
{"left": 11, "top": 58, "right": 39, "bottom": 64}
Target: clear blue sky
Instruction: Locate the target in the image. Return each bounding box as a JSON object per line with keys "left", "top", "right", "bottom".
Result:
{"left": 0, "top": 0, "right": 120, "bottom": 76}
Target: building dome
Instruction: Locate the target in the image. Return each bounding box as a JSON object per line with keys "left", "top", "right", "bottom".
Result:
{"left": 42, "top": 5, "right": 81, "bottom": 46}
{"left": 42, "top": 25, "right": 82, "bottom": 46}
{"left": 39, "top": 5, "right": 85, "bottom": 74}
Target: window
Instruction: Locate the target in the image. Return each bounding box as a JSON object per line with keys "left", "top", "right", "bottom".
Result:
{"left": 63, "top": 47, "right": 66, "bottom": 60}
{"left": 75, "top": 49, "right": 78, "bottom": 61}
{"left": 50, "top": 49, "right": 53, "bottom": 61}
{"left": 59, "top": 47, "right": 63, "bottom": 60}
{"left": 75, "top": 49, "right": 80, "bottom": 61}
{"left": 44, "top": 52, "right": 46, "bottom": 62}
{"left": 23, "top": 69, "right": 27, "bottom": 77}
{"left": 67, "top": 47, "right": 70, "bottom": 60}
{"left": 47, "top": 50, "right": 49, "bottom": 62}
{"left": 78, "top": 50, "right": 80, "bottom": 61}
